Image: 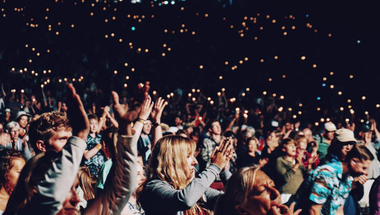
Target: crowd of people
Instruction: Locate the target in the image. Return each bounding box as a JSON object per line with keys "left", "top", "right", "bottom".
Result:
{"left": 0, "top": 1, "right": 380, "bottom": 215}
{"left": 0, "top": 81, "right": 379, "bottom": 215}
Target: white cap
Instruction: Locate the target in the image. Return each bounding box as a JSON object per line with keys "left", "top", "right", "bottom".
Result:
{"left": 324, "top": 122, "right": 337, "bottom": 132}
{"left": 336, "top": 128, "right": 357, "bottom": 143}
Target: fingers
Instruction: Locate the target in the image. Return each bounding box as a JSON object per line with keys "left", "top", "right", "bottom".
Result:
{"left": 289, "top": 202, "right": 296, "bottom": 212}
{"left": 111, "top": 91, "right": 120, "bottom": 106}
{"left": 294, "top": 209, "right": 302, "bottom": 215}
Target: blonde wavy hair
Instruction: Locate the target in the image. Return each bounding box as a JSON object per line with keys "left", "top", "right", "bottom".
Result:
{"left": 139, "top": 135, "right": 210, "bottom": 215}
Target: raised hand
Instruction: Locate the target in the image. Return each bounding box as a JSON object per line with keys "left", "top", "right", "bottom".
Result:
{"left": 269, "top": 203, "right": 302, "bottom": 215}
{"left": 151, "top": 97, "right": 167, "bottom": 124}
{"left": 210, "top": 137, "right": 234, "bottom": 170}
{"left": 112, "top": 82, "right": 150, "bottom": 134}
{"left": 66, "top": 83, "right": 90, "bottom": 141}
{"left": 139, "top": 95, "right": 154, "bottom": 120}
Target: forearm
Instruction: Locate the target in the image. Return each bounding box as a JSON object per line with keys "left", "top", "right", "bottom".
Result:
{"left": 31, "top": 137, "right": 86, "bottom": 214}
{"left": 108, "top": 115, "right": 119, "bottom": 128}
{"left": 90, "top": 135, "right": 137, "bottom": 214}
{"left": 83, "top": 144, "right": 101, "bottom": 160}
{"left": 152, "top": 125, "right": 162, "bottom": 148}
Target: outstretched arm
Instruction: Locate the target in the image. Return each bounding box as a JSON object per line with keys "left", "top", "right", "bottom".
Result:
{"left": 7, "top": 84, "right": 89, "bottom": 215}
{"left": 151, "top": 97, "right": 166, "bottom": 148}
{"left": 85, "top": 82, "right": 149, "bottom": 214}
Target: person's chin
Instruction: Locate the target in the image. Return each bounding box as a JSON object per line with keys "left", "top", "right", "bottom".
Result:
{"left": 63, "top": 208, "right": 80, "bottom": 215}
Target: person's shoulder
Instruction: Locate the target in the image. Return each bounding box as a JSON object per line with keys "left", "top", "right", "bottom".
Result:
{"left": 313, "top": 162, "right": 340, "bottom": 177}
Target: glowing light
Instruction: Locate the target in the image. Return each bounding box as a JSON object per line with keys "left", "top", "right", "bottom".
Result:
{"left": 219, "top": 76, "right": 223, "bottom": 80}
{"left": 263, "top": 91, "right": 267, "bottom": 95}
{"left": 338, "top": 91, "right": 342, "bottom": 95}
{"left": 362, "top": 96, "right": 366, "bottom": 100}
{"left": 347, "top": 99, "right": 351, "bottom": 103}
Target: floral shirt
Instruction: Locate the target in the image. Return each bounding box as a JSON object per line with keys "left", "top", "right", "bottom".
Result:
{"left": 296, "top": 161, "right": 353, "bottom": 215}
{"left": 84, "top": 133, "right": 105, "bottom": 178}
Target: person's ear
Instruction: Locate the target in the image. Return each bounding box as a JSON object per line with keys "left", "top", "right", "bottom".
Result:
{"left": 351, "top": 158, "right": 359, "bottom": 165}
{"left": 36, "top": 140, "right": 47, "bottom": 152}
{"left": 235, "top": 205, "right": 248, "bottom": 215}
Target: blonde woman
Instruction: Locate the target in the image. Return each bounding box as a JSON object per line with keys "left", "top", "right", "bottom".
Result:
{"left": 214, "top": 166, "right": 302, "bottom": 215}
{"left": 138, "top": 135, "right": 233, "bottom": 215}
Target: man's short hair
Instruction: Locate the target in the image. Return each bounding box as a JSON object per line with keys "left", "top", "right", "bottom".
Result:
{"left": 28, "top": 111, "right": 72, "bottom": 153}
{"left": 87, "top": 114, "right": 98, "bottom": 121}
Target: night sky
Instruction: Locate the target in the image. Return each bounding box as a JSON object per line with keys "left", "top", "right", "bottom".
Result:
{"left": 1, "top": 0, "right": 380, "bottom": 124}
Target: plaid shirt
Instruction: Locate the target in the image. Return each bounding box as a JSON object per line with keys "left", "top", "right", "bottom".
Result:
{"left": 200, "top": 137, "right": 218, "bottom": 167}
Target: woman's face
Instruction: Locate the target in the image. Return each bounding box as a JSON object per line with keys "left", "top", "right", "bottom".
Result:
{"left": 186, "top": 150, "right": 198, "bottom": 180}
{"left": 341, "top": 143, "right": 354, "bottom": 159}
{"left": 240, "top": 171, "right": 281, "bottom": 215}
{"left": 248, "top": 139, "right": 257, "bottom": 153}
{"left": 57, "top": 176, "right": 80, "bottom": 215}
{"left": 7, "top": 158, "right": 26, "bottom": 190}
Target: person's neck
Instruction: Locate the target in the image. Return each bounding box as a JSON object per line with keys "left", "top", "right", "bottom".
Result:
{"left": 341, "top": 161, "right": 349, "bottom": 176}
{"left": 90, "top": 132, "right": 96, "bottom": 138}
{"left": 211, "top": 134, "right": 221, "bottom": 143}
{"left": 269, "top": 142, "right": 278, "bottom": 151}
{"left": 248, "top": 151, "right": 256, "bottom": 157}
{"left": 325, "top": 138, "right": 332, "bottom": 145}
{"left": 0, "top": 186, "right": 10, "bottom": 199}
{"left": 284, "top": 155, "right": 294, "bottom": 163}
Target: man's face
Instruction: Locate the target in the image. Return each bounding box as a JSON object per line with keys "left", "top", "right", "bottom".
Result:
{"left": 18, "top": 116, "right": 29, "bottom": 128}
{"left": 10, "top": 127, "right": 20, "bottom": 140}
{"left": 48, "top": 128, "right": 73, "bottom": 152}
{"left": 210, "top": 121, "right": 222, "bottom": 135}
{"left": 326, "top": 131, "right": 335, "bottom": 140}
{"left": 349, "top": 158, "right": 371, "bottom": 177}
{"left": 175, "top": 117, "right": 182, "bottom": 126}
{"left": 89, "top": 118, "right": 98, "bottom": 134}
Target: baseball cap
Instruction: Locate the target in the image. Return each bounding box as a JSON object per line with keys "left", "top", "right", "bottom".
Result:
{"left": 324, "top": 122, "right": 337, "bottom": 132}
{"left": 336, "top": 128, "right": 357, "bottom": 143}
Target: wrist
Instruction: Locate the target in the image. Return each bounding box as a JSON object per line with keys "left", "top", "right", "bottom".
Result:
{"left": 95, "top": 143, "right": 102, "bottom": 150}
{"left": 152, "top": 121, "right": 161, "bottom": 126}
{"left": 136, "top": 117, "right": 147, "bottom": 125}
